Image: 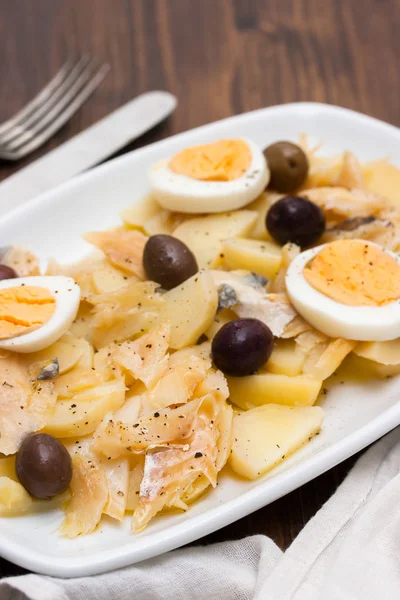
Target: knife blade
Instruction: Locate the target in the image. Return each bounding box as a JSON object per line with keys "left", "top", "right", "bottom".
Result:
{"left": 0, "top": 91, "right": 177, "bottom": 217}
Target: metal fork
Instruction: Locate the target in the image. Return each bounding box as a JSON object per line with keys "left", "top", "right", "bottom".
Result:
{"left": 0, "top": 56, "right": 109, "bottom": 161}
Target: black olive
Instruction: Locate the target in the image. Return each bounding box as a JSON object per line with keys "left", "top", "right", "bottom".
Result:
{"left": 265, "top": 141, "right": 309, "bottom": 193}
{"left": 16, "top": 433, "right": 72, "bottom": 500}
{"left": 143, "top": 234, "right": 198, "bottom": 290}
{"left": 0, "top": 264, "right": 17, "bottom": 280}
{"left": 211, "top": 318, "right": 274, "bottom": 377}
{"left": 266, "top": 196, "right": 325, "bottom": 248}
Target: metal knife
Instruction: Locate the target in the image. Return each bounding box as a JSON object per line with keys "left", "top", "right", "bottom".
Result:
{"left": 0, "top": 91, "right": 177, "bottom": 217}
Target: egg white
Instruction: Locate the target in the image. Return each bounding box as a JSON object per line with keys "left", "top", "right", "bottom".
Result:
{"left": 149, "top": 137, "right": 270, "bottom": 214}
{"left": 285, "top": 241, "right": 400, "bottom": 342}
{"left": 0, "top": 276, "right": 81, "bottom": 353}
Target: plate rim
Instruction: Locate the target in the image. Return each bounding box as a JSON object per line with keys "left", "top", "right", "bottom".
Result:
{"left": 1, "top": 101, "right": 400, "bottom": 577}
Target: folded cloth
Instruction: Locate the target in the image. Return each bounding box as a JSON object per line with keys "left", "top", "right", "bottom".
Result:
{"left": 2, "top": 427, "right": 400, "bottom": 600}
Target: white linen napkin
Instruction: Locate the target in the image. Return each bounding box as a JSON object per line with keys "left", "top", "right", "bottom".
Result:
{"left": 2, "top": 427, "right": 400, "bottom": 600}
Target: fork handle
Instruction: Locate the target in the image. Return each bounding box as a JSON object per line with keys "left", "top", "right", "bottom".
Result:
{"left": 0, "top": 91, "right": 177, "bottom": 217}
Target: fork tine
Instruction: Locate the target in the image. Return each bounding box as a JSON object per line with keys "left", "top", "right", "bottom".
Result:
{"left": 4, "top": 64, "right": 110, "bottom": 160}
{"left": 0, "top": 57, "right": 77, "bottom": 137}
{"left": 0, "top": 56, "right": 92, "bottom": 146}
{"left": 3, "top": 58, "right": 104, "bottom": 150}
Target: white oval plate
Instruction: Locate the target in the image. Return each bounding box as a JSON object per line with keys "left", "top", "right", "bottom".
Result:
{"left": 1, "top": 102, "right": 399, "bottom": 578}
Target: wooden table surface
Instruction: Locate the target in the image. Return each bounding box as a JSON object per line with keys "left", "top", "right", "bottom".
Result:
{"left": 0, "top": 0, "right": 399, "bottom": 578}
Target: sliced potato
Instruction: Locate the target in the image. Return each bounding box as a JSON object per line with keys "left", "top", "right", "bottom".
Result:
{"left": 93, "top": 311, "right": 160, "bottom": 349}
{"left": 204, "top": 308, "right": 236, "bottom": 340}
{"left": 143, "top": 209, "right": 188, "bottom": 236}
{"left": 27, "top": 337, "right": 83, "bottom": 375}
{"left": 69, "top": 302, "right": 94, "bottom": 343}
{"left": 269, "top": 242, "right": 300, "bottom": 293}
{"left": 227, "top": 372, "right": 322, "bottom": 410}
{"left": 91, "top": 266, "right": 132, "bottom": 294}
{"left": 354, "top": 339, "right": 400, "bottom": 365}
{"left": 144, "top": 210, "right": 175, "bottom": 236}
{"left": 222, "top": 238, "right": 282, "bottom": 279}
{"left": 75, "top": 337, "right": 95, "bottom": 370}
{"left": 0, "top": 456, "right": 17, "bottom": 481}
{"left": 363, "top": 159, "right": 400, "bottom": 207}
{"left": 0, "top": 477, "right": 33, "bottom": 515}
{"left": 173, "top": 210, "right": 257, "bottom": 268}
{"left": 346, "top": 353, "right": 400, "bottom": 379}
{"left": 247, "top": 192, "right": 275, "bottom": 240}
{"left": 266, "top": 339, "right": 306, "bottom": 376}
{"left": 121, "top": 195, "right": 161, "bottom": 230}
{"left": 229, "top": 404, "right": 324, "bottom": 479}
{"left": 91, "top": 281, "right": 164, "bottom": 348}
{"left": 54, "top": 369, "right": 104, "bottom": 398}
{"left": 43, "top": 378, "right": 126, "bottom": 438}
{"left": 161, "top": 270, "right": 218, "bottom": 349}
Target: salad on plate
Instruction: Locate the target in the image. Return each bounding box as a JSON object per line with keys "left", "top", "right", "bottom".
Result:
{"left": 1, "top": 133, "right": 400, "bottom": 536}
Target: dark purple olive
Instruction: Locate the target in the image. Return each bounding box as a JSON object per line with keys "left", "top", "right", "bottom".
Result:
{"left": 266, "top": 196, "right": 325, "bottom": 248}
{"left": 212, "top": 318, "right": 274, "bottom": 377}
{"left": 16, "top": 433, "right": 72, "bottom": 500}
{"left": 0, "top": 264, "right": 17, "bottom": 280}
{"left": 264, "top": 141, "right": 309, "bottom": 193}
{"left": 143, "top": 234, "right": 198, "bottom": 290}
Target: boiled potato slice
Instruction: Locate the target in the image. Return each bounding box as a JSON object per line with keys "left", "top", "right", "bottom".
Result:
{"left": 205, "top": 308, "right": 236, "bottom": 340}
{"left": 27, "top": 337, "right": 83, "bottom": 375}
{"left": 144, "top": 210, "right": 175, "bottom": 236}
{"left": 229, "top": 404, "right": 324, "bottom": 479}
{"left": 74, "top": 337, "right": 95, "bottom": 369}
{"left": 143, "top": 210, "right": 188, "bottom": 236}
{"left": 92, "top": 266, "right": 132, "bottom": 294}
{"left": 43, "top": 379, "right": 126, "bottom": 438}
{"left": 121, "top": 195, "right": 161, "bottom": 230}
{"left": 161, "top": 270, "right": 218, "bottom": 349}
{"left": 266, "top": 339, "right": 306, "bottom": 377}
{"left": 54, "top": 369, "right": 104, "bottom": 398}
{"left": 222, "top": 238, "right": 282, "bottom": 279}
{"left": 363, "top": 160, "right": 400, "bottom": 207}
{"left": 0, "top": 456, "right": 17, "bottom": 481}
{"left": 247, "top": 191, "right": 283, "bottom": 240}
{"left": 227, "top": 373, "right": 322, "bottom": 410}
{"left": 0, "top": 477, "right": 33, "bottom": 515}
{"left": 173, "top": 210, "right": 257, "bottom": 268}
{"left": 354, "top": 339, "right": 400, "bottom": 365}
{"left": 69, "top": 302, "right": 94, "bottom": 343}
{"left": 345, "top": 353, "right": 400, "bottom": 379}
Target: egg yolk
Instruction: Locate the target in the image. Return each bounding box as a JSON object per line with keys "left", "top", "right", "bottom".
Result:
{"left": 304, "top": 240, "right": 400, "bottom": 307}
{"left": 169, "top": 139, "right": 252, "bottom": 182}
{"left": 0, "top": 286, "right": 56, "bottom": 340}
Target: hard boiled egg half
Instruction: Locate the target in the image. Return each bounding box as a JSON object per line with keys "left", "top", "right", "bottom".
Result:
{"left": 286, "top": 239, "right": 400, "bottom": 342}
{"left": 0, "top": 276, "right": 80, "bottom": 353}
{"left": 149, "top": 138, "right": 269, "bottom": 213}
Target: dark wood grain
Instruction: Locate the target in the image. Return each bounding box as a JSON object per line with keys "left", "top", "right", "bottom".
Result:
{"left": 0, "top": 0, "right": 398, "bottom": 577}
